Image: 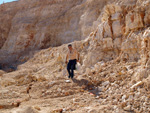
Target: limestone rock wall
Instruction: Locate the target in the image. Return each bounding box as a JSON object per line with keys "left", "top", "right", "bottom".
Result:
{"left": 0, "top": 0, "right": 150, "bottom": 67}
{"left": 0, "top": 0, "right": 114, "bottom": 65}
{"left": 0, "top": 0, "right": 150, "bottom": 113}
{"left": 86, "top": 0, "right": 150, "bottom": 64}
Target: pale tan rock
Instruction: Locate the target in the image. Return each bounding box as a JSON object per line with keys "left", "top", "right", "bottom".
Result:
{"left": 102, "top": 81, "right": 110, "bottom": 87}
{"left": 94, "top": 21, "right": 113, "bottom": 40}
{"left": 123, "top": 105, "right": 131, "bottom": 111}
{"left": 103, "top": 21, "right": 113, "bottom": 38}
{"left": 131, "top": 81, "right": 143, "bottom": 89}
{"left": 1, "top": 0, "right": 150, "bottom": 113}
{"left": 83, "top": 51, "right": 102, "bottom": 67}
{"left": 0, "top": 70, "right": 5, "bottom": 76}
{"left": 102, "top": 4, "right": 122, "bottom": 21}
{"left": 11, "top": 106, "right": 39, "bottom": 113}
{"left": 134, "top": 68, "right": 148, "bottom": 81}
{"left": 0, "top": 0, "right": 115, "bottom": 65}
{"left": 95, "top": 23, "right": 104, "bottom": 40}
{"left": 34, "top": 106, "right": 41, "bottom": 111}
{"left": 88, "top": 109, "right": 98, "bottom": 113}
{"left": 144, "top": 7, "right": 150, "bottom": 25}
{"left": 94, "top": 63, "right": 101, "bottom": 71}
{"left": 121, "top": 33, "right": 140, "bottom": 61}
{"left": 111, "top": 13, "right": 122, "bottom": 21}
{"left": 112, "top": 20, "right": 122, "bottom": 37}
{"left": 1, "top": 78, "right": 16, "bottom": 87}
{"left": 102, "top": 37, "right": 113, "bottom": 49}
{"left": 114, "top": 38, "right": 122, "bottom": 48}
{"left": 125, "top": 12, "right": 144, "bottom": 34}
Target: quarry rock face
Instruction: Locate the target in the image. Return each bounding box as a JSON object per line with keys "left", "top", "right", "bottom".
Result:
{"left": 0, "top": 0, "right": 114, "bottom": 65}
{"left": 0, "top": 0, "right": 150, "bottom": 113}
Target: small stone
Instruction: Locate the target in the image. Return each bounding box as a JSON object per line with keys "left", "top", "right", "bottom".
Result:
{"left": 122, "top": 95, "right": 126, "bottom": 100}
{"left": 34, "top": 106, "right": 41, "bottom": 111}
{"left": 134, "top": 92, "right": 140, "bottom": 98}
{"left": 63, "top": 108, "right": 66, "bottom": 112}
{"left": 128, "top": 95, "right": 134, "bottom": 100}
{"left": 57, "top": 88, "right": 62, "bottom": 92}
{"left": 95, "top": 96, "right": 100, "bottom": 99}
{"left": 73, "top": 98, "right": 80, "bottom": 103}
{"left": 102, "top": 81, "right": 110, "bottom": 86}
{"left": 65, "top": 80, "right": 71, "bottom": 83}
{"left": 121, "top": 102, "right": 127, "bottom": 108}
{"left": 65, "top": 92, "right": 69, "bottom": 96}
{"left": 0, "top": 105, "right": 4, "bottom": 109}
{"left": 113, "top": 105, "right": 117, "bottom": 110}
{"left": 52, "top": 109, "right": 63, "bottom": 113}
{"left": 88, "top": 109, "right": 97, "bottom": 113}
{"left": 89, "top": 93, "right": 95, "bottom": 96}
{"left": 124, "top": 105, "right": 131, "bottom": 111}
{"left": 131, "top": 81, "right": 143, "bottom": 89}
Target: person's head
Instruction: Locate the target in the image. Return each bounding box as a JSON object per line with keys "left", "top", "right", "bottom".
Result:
{"left": 68, "top": 44, "right": 73, "bottom": 51}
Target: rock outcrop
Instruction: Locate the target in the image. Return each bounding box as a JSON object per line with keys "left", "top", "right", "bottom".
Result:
{"left": 0, "top": 0, "right": 150, "bottom": 113}
{"left": 0, "top": 0, "right": 114, "bottom": 65}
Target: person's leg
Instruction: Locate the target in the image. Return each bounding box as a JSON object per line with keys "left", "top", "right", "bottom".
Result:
{"left": 67, "top": 61, "right": 71, "bottom": 78}
{"left": 70, "top": 59, "right": 77, "bottom": 78}
{"left": 74, "top": 59, "right": 77, "bottom": 70}
{"left": 70, "top": 65, "right": 74, "bottom": 78}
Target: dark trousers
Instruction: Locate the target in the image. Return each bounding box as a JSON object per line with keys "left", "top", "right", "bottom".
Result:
{"left": 67, "top": 59, "right": 77, "bottom": 78}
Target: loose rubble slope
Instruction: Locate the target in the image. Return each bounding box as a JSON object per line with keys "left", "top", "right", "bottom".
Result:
{"left": 0, "top": 0, "right": 150, "bottom": 113}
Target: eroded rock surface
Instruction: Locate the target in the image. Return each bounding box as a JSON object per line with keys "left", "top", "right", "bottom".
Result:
{"left": 0, "top": 0, "right": 150, "bottom": 113}
{"left": 0, "top": 0, "right": 114, "bottom": 65}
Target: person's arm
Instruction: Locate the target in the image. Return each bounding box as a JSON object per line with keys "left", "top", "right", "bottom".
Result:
{"left": 66, "top": 53, "right": 68, "bottom": 64}
{"left": 77, "top": 51, "right": 80, "bottom": 62}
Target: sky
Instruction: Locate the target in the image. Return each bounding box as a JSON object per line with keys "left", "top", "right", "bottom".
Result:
{"left": 0, "top": 0, "right": 18, "bottom": 4}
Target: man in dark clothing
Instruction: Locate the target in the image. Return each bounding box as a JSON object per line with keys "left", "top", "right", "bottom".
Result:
{"left": 65, "top": 44, "right": 79, "bottom": 78}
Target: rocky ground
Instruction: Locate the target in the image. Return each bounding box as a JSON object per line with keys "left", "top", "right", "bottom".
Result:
{"left": 0, "top": 38, "right": 150, "bottom": 112}
{"left": 0, "top": 0, "right": 150, "bottom": 113}
{"left": 0, "top": 59, "right": 150, "bottom": 113}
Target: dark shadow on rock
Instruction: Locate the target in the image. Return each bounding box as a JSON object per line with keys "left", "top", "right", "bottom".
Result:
{"left": 0, "top": 64, "right": 18, "bottom": 72}
{"left": 0, "top": 50, "right": 37, "bottom": 72}
{"left": 0, "top": 64, "right": 2, "bottom": 69}
{"left": 71, "top": 78, "right": 100, "bottom": 96}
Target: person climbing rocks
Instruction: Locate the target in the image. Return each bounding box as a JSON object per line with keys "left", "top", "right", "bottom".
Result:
{"left": 65, "top": 44, "right": 80, "bottom": 79}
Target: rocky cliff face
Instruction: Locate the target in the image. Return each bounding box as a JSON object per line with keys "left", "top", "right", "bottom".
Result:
{"left": 0, "top": 0, "right": 113, "bottom": 65}
{"left": 0, "top": 0, "right": 150, "bottom": 113}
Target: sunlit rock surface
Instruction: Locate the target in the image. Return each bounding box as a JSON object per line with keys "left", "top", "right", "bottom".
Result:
{"left": 0, "top": 0, "right": 150, "bottom": 113}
